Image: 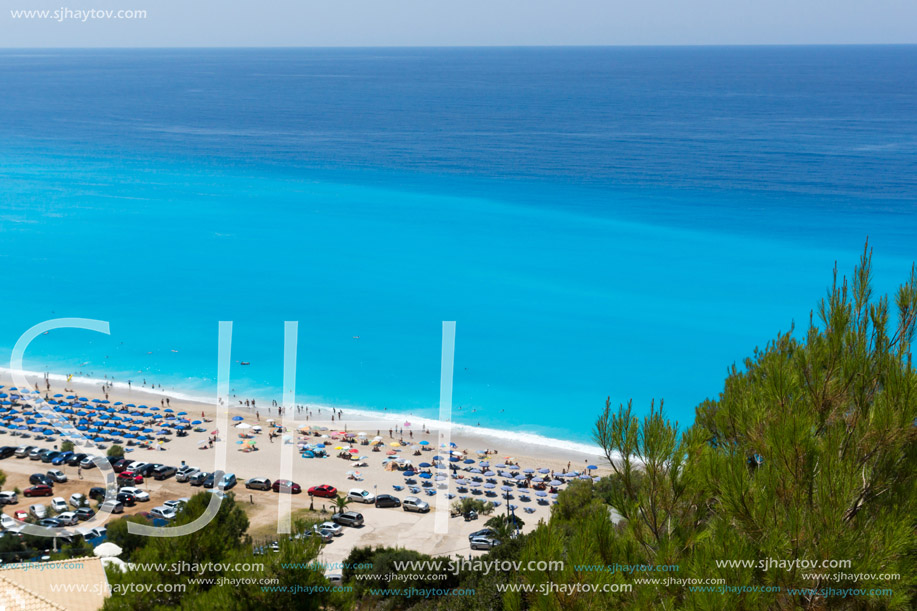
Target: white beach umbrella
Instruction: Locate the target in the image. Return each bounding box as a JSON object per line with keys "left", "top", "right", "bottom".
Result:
{"left": 235, "top": 423, "right": 252, "bottom": 429}
{"left": 93, "top": 542, "right": 123, "bottom": 558}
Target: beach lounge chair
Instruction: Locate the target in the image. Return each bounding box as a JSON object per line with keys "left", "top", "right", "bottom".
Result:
{"left": 392, "top": 485, "right": 404, "bottom": 491}
{"left": 524, "top": 507, "right": 536, "bottom": 514}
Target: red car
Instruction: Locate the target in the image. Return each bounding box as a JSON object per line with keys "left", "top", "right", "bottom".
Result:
{"left": 24, "top": 485, "right": 53, "bottom": 497}
{"left": 118, "top": 471, "right": 144, "bottom": 484}
{"left": 306, "top": 484, "right": 336, "bottom": 498}
{"left": 13, "top": 510, "right": 27, "bottom": 521}
{"left": 272, "top": 480, "right": 302, "bottom": 494}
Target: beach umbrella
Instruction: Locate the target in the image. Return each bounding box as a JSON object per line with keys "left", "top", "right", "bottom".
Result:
{"left": 484, "top": 483, "right": 495, "bottom": 489}
{"left": 500, "top": 485, "right": 513, "bottom": 491}
{"left": 523, "top": 468, "right": 535, "bottom": 473}
{"left": 532, "top": 477, "right": 544, "bottom": 483}
{"left": 94, "top": 542, "right": 122, "bottom": 558}
{"left": 586, "top": 465, "right": 597, "bottom": 470}
{"left": 538, "top": 468, "right": 550, "bottom": 474}
{"left": 348, "top": 448, "right": 359, "bottom": 454}
{"left": 390, "top": 442, "right": 401, "bottom": 447}
{"left": 235, "top": 423, "right": 251, "bottom": 430}
{"left": 535, "top": 491, "right": 547, "bottom": 497}
{"left": 419, "top": 440, "right": 429, "bottom": 445}
{"left": 192, "top": 420, "right": 202, "bottom": 425}
{"left": 579, "top": 474, "right": 591, "bottom": 479}
{"left": 232, "top": 416, "right": 243, "bottom": 421}
{"left": 484, "top": 471, "right": 496, "bottom": 476}
{"left": 550, "top": 480, "right": 563, "bottom": 486}
{"left": 418, "top": 462, "right": 432, "bottom": 468}
{"left": 495, "top": 464, "right": 508, "bottom": 469}
{"left": 463, "top": 459, "right": 475, "bottom": 464}
{"left": 53, "top": 394, "right": 63, "bottom": 398}
{"left": 514, "top": 474, "right": 526, "bottom": 480}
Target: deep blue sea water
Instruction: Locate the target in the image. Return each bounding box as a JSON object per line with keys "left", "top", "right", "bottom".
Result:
{"left": 0, "top": 47, "right": 915, "bottom": 447}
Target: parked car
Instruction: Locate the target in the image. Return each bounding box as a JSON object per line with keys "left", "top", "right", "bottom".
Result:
{"left": 153, "top": 465, "right": 177, "bottom": 480}
{"left": 175, "top": 465, "right": 196, "bottom": 482}
{"left": 38, "top": 517, "right": 61, "bottom": 528}
{"left": 24, "top": 485, "right": 53, "bottom": 497}
{"left": 189, "top": 471, "right": 210, "bottom": 486}
{"left": 51, "top": 497, "right": 68, "bottom": 513}
{"left": 41, "top": 451, "right": 60, "bottom": 464}
{"left": 118, "top": 487, "right": 149, "bottom": 502}
{"left": 163, "top": 498, "right": 189, "bottom": 511}
{"left": 116, "top": 492, "right": 136, "bottom": 507}
{"left": 219, "top": 473, "right": 237, "bottom": 490}
{"left": 307, "top": 484, "right": 336, "bottom": 498}
{"left": 28, "top": 447, "right": 45, "bottom": 460}
{"left": 29, "top": 473, "right": 53, "bottom": 487}
{"left": 67, "top": 453, "right": 88, "bottom": 467}
{"left": 75, "top": 507, "right": 95, "bottom": 521}
{"left": 88, "top": 487, "right": 107, "bottom": 501}
{"left": 468, "top": 528, "right": 497, "bottom": 541}
{"left": 80, "top": 455, "right": 98, "bottom": 469}
{"left": 0, "top": 491, "right": 17, "bottom": 505}
{"left": 202, "top": 473, "right": 216, "bottom": 488}
{"left": 99, "top": 500, "right": 124, "bottom": 514}
{"left": 55, "top": 512, "right": 79, "bottom": 526}
{"left": 0, "top": 446, "right": 17, "bottom": 459}
{"left": 112, "top": 458, "right": 130, "bottom": 473}
{"left": 317, "top": 521, "right": 343, "bottom": 536}
{"left": 274, "top": 480, "right": 303, "bottom": 494}
{"left": 137, "top": 463, "right": 160, "bottom": 478}
{"left": 402, "top": 496, "right": 430, "bottom": 513}
{"left": 150, "top": 506, "right": 176, "bottom": 521}
{"left": 331, "top": 511, "right": 364, "bottom": 527}
{"left": 117, "top": 471, "right": 143, "bottom": 485}
{"left": 47, "top": 469, "right": 67, "bottom": 483}
{"left": 13, "top": 510, "right": 28, "bottom": 521}
{"left": 29, "top": 504, "right": 47, "bottom": 519}
{"left": 375, "top": 494, "right": 401, "bottom": 508}
{"left": 245, "top": 477, "right": 272, "bottom": 490}
{"left": 312, "top": 527, "right": 334, "bottom": 543}
{"left": 51, "top": 451, "right": 74, "bottom": 465}
{"left": 347, "top": 489, "right": 375, "bottom": 504}
{"left": 470, "top": 536, "right": 500, "bottom": 551}
{"left": 70, "top": 493, "right": 87, "bottom": 508}
{"left": 15, "top": 445, "right": 35, "bottom": 458}
{"left": 1, "top": 514, "right": 18, "bottom": 529}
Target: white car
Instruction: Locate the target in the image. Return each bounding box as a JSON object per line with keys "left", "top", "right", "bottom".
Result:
{"left": 29, "top": 504, "right": 47, "bottom": 519}
{"left": 150, "top": 506, "right": 176, "bottom": 521}
{"left": 163, "top": 498, "right": 189, "bottom": 511}
{"left": 402, "top": 496, "right": 430, "bottom": 513}
{"left": 55, "top": 512, "right": 79, "bottom": 526}
{"left": 47, "top": 469, "right": 67, "bottom": 483}
{"left": 69, "top": 493, "right": 87, "bottom": 508}
{"left": 347, "top": 489, "right": 375, "bottom": 504}
{"left": 318, "top": 521, "right": 344, "bottom": 536}
{"left": 1, "top": 514, "right": 18, "bottom": 529}
{"left": 119, "top": 487, "right": 150, "bottom": 502}
{"left": 0, "top": 491, "right": 18, "bottom": 505}
{"left": 51, "top": 497, "right": 68, "bottom": 513}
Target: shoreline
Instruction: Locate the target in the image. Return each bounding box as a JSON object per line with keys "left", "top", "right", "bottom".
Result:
{"left": 0, "top": 365, "right": 607, "bottom": 462}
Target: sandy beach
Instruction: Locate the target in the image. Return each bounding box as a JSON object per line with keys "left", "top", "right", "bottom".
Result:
{"left": 0, "top": 369, "right": 608, "bottom": 564}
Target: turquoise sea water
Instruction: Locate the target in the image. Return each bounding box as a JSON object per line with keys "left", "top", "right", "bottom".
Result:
{"left": 0, "top": 47, "right": 915, "bottom": 445}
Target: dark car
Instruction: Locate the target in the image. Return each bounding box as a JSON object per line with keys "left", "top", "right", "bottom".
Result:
{"left": 29, "top": 473, "right": 53, "bottom": 487}
{"left": 75, "top": 507, "right": 96, "bottom": 521}
{"left": 51, "top": 451, "right": 74, "bottom": 465}
{"left": 24, "top": 485, "right": 53, "bottom": 497}
{"left": 202, "top": 473, "right": 216, "bottom": 489}
{"left": 245, "top": 477, "right": 272, "bottom": 491}
{"left": 0, "top": 446, "right": 16, "bottom": 459}
{"left": 273, "top": 480, "right": 302, "bottom": 494}
{"left": 88, "top": 487, "right": 107, "bottom": 501}
{"left": 153, "top": 465, "right": 177, "bottom": 480}
{"left": 112, "top": 458, "right": 130, "bottom": 473}
{"left": 39, "top": 518, "right": 62, "bottom": 528}
{"left": 116, "top": 492, "right": 136, "bottom": 507}
{"left": 375, "top": 494, "right": 401, "bottom": 508}
{"left": 68, "top": 453, "right": 88, "bottom": 467}
{"left": 138, "top": 463, "right": 160, "bottom": 478}
{"left": 306, "top": 484, "right": 336, "bottom": 498}
{"left": 331, "top": 511, "right": 364, "bottom": 527}
{"left": 189, "top": 471, "right": 209, "bottom": 487}
{"left": 107, "top": 455, "right": 124, "bottom": 467}
{"left": 41, "top": 451, "right": 60, "bottom": 464}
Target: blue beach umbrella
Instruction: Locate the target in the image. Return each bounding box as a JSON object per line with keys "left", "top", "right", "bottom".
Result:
{"left": 232, "top": 416, "right": 244, "bottom": 421}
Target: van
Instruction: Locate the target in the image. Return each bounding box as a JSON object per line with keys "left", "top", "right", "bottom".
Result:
{"left": 100, "top": 500, "right": 124, "bottom": 514}
{"left": 220, "top": 473, "right": 237, "bottom": 490}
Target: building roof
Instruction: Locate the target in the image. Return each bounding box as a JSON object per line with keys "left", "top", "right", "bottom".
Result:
{"left": 0, "top": 557, "right": 108, "bottom": 611}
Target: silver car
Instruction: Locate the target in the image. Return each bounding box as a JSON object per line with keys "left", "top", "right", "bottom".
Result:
{"left": 470, "top": 536, "right": 501, "bottom": 551}
{"left": 402, "top": 496, "right": 430, "bottom": 513}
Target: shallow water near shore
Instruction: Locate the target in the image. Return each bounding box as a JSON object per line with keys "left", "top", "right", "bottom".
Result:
{"left": 0, "top": 47, "right": 915, "bottom": 445}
